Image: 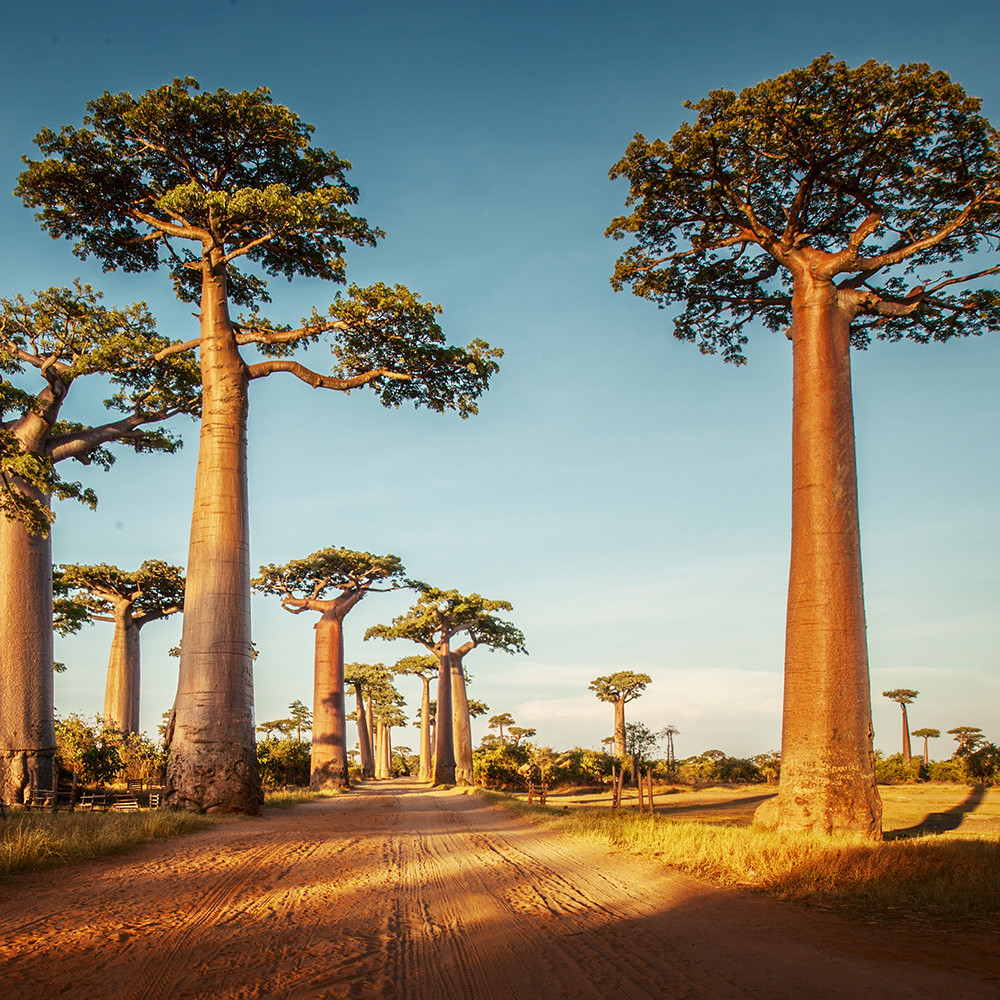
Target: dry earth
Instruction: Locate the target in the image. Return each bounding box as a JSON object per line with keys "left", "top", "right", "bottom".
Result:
{"left": 1, "top": 779, "right": 996, "bottom": 1000}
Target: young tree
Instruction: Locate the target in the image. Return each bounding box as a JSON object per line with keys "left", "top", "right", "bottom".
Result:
{"left": 882, "top": 689, "right": 919, "bottom": 762}
{"left": 625, "top": 721, "right": 660, "bottom": 783}
{"left": 589, "top": 672, "right": 651, "bottom": 762}
{"left": 507, "top": 726, "right": 536, "bottom": 747}
{"left": 344, "top": 661, "right": 387, "bottom": 779}
{"left": 392, "top": 654, "right": 438, "bottom": 782}
{"left": 660, "top": 725, "right": 680, "bottom": 774}
{"left": 55, "top": 561, "right": 185, "bottom": 734}
{"left": 19, "top": 80, "right": 501, "bottom": 813}
{"left": 366, "top": 586, "right": 525, "bottom": 785}
{"left": 489, "top": 713, "right": 515, "bottom": 746}
{"left": 287, "top": 699, "right": 313, "bottom": 744}
{"left": 0, "top": 284, "right": 198, "bottom": 803}
{"left": 253, "top": 548, "right": 405, "bottom": 789}
{"left": 607, "top": 56, "right": 1000, "bottom": 837}
{"left": 911, "top": 727, "right": 940, "bottom": 766}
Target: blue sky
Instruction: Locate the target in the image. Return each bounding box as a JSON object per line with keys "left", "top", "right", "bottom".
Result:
{"left": 2, "top": 0, "right": 997, "bottom": 761}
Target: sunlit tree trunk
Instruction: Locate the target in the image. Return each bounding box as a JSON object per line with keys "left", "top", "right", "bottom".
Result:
{"left": 166, "top": 259, "right": 261, "bottom": 814}
{"left": 374, "top": 721, "right": 388, "bottom": 778}
{"left": 311, "top": 613, "right": 350, "bottom": 789}
{"left": 613, "top": 700, "right": 626, "bottom": 762}
{"left": 433, "top": 635, "right": 455, "bottom": 784}
{"left": 418, "top": 675, "right": 432, "bottom": 782}
{"left": 352, "top": 682, "right": 375, "bottom": 779}
{"left": 365, "top": 691, "right": 374, "bottom": 760}
{"left": 771, "top": 271, "right": 881, "bottom": 838}
{"left": 103, "top": 607, "right": 142, "bottom": 734}
{"left": 383, "top": 725, "right": 392, "bottom": 777}
{"left": 0, "top": 484, "right": 55, "bottom": 802}
{"left": 451, "top": 648, "right": 473, "bottom": 785}
{"left": 900, "top": 703, "right": 912, "bottom": 763}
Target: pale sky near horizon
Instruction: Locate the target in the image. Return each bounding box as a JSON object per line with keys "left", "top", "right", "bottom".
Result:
{"left": 2, "top": 0, "right": 997, "bottom": 762}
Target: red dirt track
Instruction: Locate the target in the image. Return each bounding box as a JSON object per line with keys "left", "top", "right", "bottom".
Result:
{"left": 1, "top": 779, "right": 996, "bottom": 999}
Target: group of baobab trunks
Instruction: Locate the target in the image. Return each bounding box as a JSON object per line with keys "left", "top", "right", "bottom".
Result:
{"left": 2, "top": 55, "right": 998, "bottom": 837}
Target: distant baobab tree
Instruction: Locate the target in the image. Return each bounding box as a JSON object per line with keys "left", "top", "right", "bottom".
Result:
{"left": 19, "top": 80, "right": 501, "bottom": 813}
{"left": 55, "top": 561, "right": 185, "bottom": 734}
{"left": 589, "top": 672, "right": 651, "bottom": 762}
{"left": 910, "top": 728, "right": 940, "bottom": 766}
{"left": 392, "top": 655, "right": 438, "bottom": 782}
{"left": 607, "top": 55, "right": 1000, "bottom": 836}
{"left": 882, "top": 689, "right": 919, "bottom": 761}
{"left": 253, "top": 548, "right": 405, "bottom": 789}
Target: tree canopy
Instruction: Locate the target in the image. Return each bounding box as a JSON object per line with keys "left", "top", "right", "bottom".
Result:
{"left": 589, "top": 671, "right": 651, "bottom": 705}
{"left": 55, "top": 560, "right": 185, "bottom": 628}
{"left": 607, "top": 55, "right": 1000, "bottom": 364}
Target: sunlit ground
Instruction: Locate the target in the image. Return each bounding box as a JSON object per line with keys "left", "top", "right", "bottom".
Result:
{"left": 505, "top": 782, "right": 1000, "bottom": 839}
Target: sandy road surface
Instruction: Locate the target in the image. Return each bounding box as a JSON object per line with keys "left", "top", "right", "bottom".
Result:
{"left": 0, "top": 779, "right": 996, "bottom": 1000}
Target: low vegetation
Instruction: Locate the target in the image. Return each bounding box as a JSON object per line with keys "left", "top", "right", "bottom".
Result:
{"left": 478, "top": 786, "right": 1000, "bottom": 926}
{"left": 0, "top": 809, "right": 210, "bottom": 878}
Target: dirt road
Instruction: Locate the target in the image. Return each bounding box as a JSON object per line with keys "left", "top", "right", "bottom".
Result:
{"left": 0, "top": 780, "right": 995, "bottom": 999}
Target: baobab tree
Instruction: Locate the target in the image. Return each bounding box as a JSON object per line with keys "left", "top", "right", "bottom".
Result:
{"left": 607, "top": 56, "right": 1000, "bottom": 837}
{"left": 392, "top": 654, "right": 438, "bottom": 782}
{"left": 0, "top": 284, "right": 198, "bottom": 802}
{"left": 590, "top": 672, "right": 651, "bottom": 762}
{"left": 366, "top": 586, "right": 525, "bottom": 785}
{"left": 19, "top": 80, "right": 501, "bottom": 813}
{"left": 507, "top": 726, "right": 536, "bottom": 747}
{"left": 882, "top": 689, "right": 919, "bottom": 762}
{"left": 252, "top": 548, "right": 405, "bottom": 789}
{"left": 55, "top": 561, "right": 185, "bottom": 733}
{"left": 343, "top": 662, "right": 382, "bottom": 779}
{"left": 489, "top": 713, "right": 515, "bottom": 745}
{"left": 911, "top": 727, "right": 940, "bottom": 766}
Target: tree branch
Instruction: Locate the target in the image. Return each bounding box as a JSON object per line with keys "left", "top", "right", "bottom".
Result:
{"left": 245, "top": 359, "right": 412, "bottom": 389}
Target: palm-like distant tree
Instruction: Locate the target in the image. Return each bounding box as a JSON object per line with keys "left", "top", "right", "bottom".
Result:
{"left": 882, "top": 690, "right": 919, "bottom": 761}
{"left": 910, "top": 728, "right": 940, "bottom": 766}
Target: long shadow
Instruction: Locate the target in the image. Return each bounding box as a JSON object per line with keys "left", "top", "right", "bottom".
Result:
{"left": 884, "top": 785, "right": 986, "bottom": 841}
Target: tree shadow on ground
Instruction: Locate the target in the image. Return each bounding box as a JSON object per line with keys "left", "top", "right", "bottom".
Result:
{"left": 884, "top": 786, "right": 985, "bottom": 840}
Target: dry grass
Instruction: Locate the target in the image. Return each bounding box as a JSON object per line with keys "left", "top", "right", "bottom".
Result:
{"left": 262, "top": 788, "right": 327, "bottom": 809}
{"left": 478, "top": 784, "right": 1000, "bottom": 925}
{"left": 0, "top": 808, "right": 211, "bottom": 878}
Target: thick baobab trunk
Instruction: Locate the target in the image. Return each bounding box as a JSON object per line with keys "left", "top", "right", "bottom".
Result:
{"left": 418, "top": 675, "right": 432, "bottom": 782}
{"left": 166, "top": 263, "right": 261, "bottom": 814}
{"left": 353, "top": 684, "right": 375, "bottom": 779}
{"left": 383, "top": 725, "right": 392, "bottom": 777}
{"left": 374, "top": 721, "right": 387, "bottom": 778}
{"left": 311, "top": 614, "right": 350, "bottom": 789}
{"left": 103, "top": 610, "right": 142, "bottom": 734}
{"left": 365, "top": 691, "right": 375, "bottom": 760}
{"left": 763, "top": 274, "right": 881, "bottom": 838}
{"left": 451, "top": 651, "right": 473, "bottom": 785}
{"left": 0, "top": 488, "right": 55, "bottom": 802}
{"left": 900, "top": 704, "right": 912, "bottom": 763}
{"left": 433, "top": 636, "right": 456, "bottom": 784}
{"left": 613, "top": 700, "right": 626, "bottom": 763}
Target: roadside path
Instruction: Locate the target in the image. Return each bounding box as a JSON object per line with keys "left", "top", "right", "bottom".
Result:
{"left": 0, "top": 779, "right": 995, "bottom": 999}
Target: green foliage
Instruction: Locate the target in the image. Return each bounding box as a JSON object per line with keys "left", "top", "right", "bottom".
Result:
{"left": 508, "top": 726, "right": 536, "bottom": 746}
{"left": 883, "top": 689, "right": 919, "bottom": 705}
{"left": 54, "top": 560, "right": 185, "bottom": 633}
{"left": 751, "top": 751, "right": 781, "bottom": 783}
{"left": 365, "top": 584, "right": 526, "bottom": 656}
{"left": 710, "top": 756, "right": 765, "bottom": 784}
{"left": 54, "top": 714, "right": 123, "bottom": 785}
{"left": 553, "top": 747, "right": 615, "bottom": 785}
{"left": 589, "top": 671, "right": 651, "bottom": 705}
{"left": 391, "top": 654, "right": 438, "bottom": 679}
{"left": 117, "top": 731, "right": 167, "bottom": 784}
{"left": 256, "top": 736, "right": 311, "bottom": 787}
{"left": 473, "top": 740, "right": 530, "bottom": 788}
{"left": 287, "top": 699, "right": 313, "bottom": 742}
{"left": 624, "top": 721, "right": 659, "bottom": 764}
{"left": 927, "top": 758, "right": 966, "bottom": 782}
{"left": 0, "top": 283, "right": 200, "bottom": 535}
{"left": 607, "top": 54, "right": 1000, "bottom": 364}
{"left": 253, "top": 547, "right": 405, "bottom": 603}
{"left": 948, "top": 728, "right": 999, "bottom": 788}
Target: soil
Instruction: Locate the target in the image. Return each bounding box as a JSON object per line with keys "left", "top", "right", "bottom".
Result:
{"left": 1, "top": 778, "right": 996, "bottom": 999}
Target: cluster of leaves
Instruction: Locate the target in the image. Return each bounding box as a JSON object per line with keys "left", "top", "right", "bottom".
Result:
{"left": 256, "top": 737, "right": 310, "bottom": 788}
{"left": 875, "top": 752, "right": 930, "bottom": 784}
{"left": 949, "top": 727, "right": 999, "bottom": 788}
{"left": 53, "top": 714, "right": 164, "bottom": 786}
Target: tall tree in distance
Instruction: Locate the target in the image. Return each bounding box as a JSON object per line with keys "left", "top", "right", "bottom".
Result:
{"left": 488, "top": 713, "right": 515, "bottom": 746}
{"left": 344, "top": 662, "right": 382, "bottom": 779}
{"left": 366, "top": 586, "right": 525, "bottom": 785}
{"left": 589, "top": 672, "right": 651, "bottom": 763}
{"left": 392, "top": 654, "right": 438, "bottom": 782}
{"left": 607, "top": 56, "right": 1000, "bottom": 837}
{"left": 55, "top": 561, "right": 185, "bottom": 733}
{"left": 253, "top": 548, "right": 405, "bottom": 789}
{"left": 0, "top": 284, "right": 198, "bottom": 802}
{"left": 19, "top": 80, "right": 501, "bottom": 812}
{"left": 882, "top": 689, "right": 919, "bottom": 762}
{"left": 911, "top": 727, "right": 940, "bottom": 766}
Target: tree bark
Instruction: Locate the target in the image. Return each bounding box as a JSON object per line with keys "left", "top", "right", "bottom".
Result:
{"left": 165, "top": 259, "right": 261, "bottom": 813}
{"left": 418, "top": 675, "right": 432, "bottom": 782}
{"left": 451, "top": 649, "right": 473, "bottom": 785}
{"left": 613, "top": 699, "right": 626, "bottom": 763}
{"left": 766, "top": 269, "right": 881, "bottom": 838}
{"left": 374, "top": 721, "right": 387, "bottom": 778}
{"left": 353, "top": 683, "right": 375, "bottom": 779}
{"left": 433, "top": 635, "right": 455, "bottom": 784}
{"left": 311, "top": 613, "right": 350, "bottom": 789}
{"left": 901, "top": 704, "right": 912, "bottom": 763}
{"left": 0, "top": 484, "right": 55, "bottom": 802}
{"left": 103, "top": 607, "right": 142, "bottom": 734}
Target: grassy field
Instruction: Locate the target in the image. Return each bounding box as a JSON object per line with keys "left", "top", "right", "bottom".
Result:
{"left": 480, "top": 782, "right": 1000, "bottom": 925}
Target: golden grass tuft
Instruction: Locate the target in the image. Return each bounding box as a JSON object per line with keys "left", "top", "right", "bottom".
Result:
{"left": 0, "top": 809, "right": 211, "bottom": 878}
{"left": 478, "top": 790, "right": 1000, "bottom": 924}
{"left": 262, "top": 788, "right": 327, "bottom": 809}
